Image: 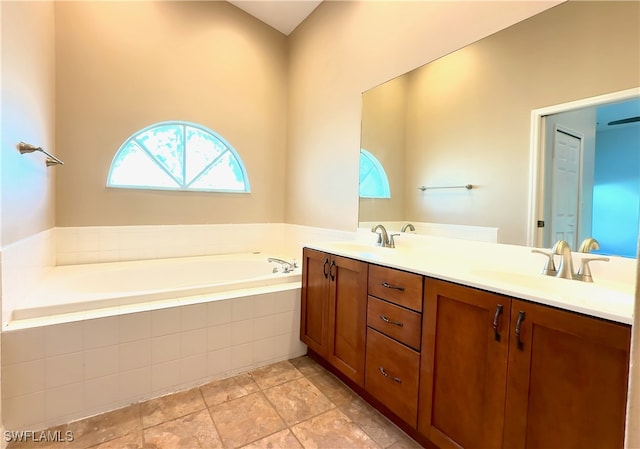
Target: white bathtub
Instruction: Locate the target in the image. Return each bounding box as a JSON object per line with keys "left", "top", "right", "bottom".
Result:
{"left": 13, "top": 252, "right": 301, "bottom": 321}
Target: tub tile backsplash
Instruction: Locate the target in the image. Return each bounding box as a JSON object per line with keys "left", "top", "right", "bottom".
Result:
{"left": 1, "top": 288, "right": 305, "bottom": 431}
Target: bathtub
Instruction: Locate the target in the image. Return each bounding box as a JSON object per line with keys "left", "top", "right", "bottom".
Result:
{"left": 13, "top": 252, "right": 301, "bottom": 321}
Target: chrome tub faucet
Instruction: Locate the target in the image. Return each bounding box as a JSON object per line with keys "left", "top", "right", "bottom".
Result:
{"left": 268, "top": 257, "right": 298, "bottom": 273}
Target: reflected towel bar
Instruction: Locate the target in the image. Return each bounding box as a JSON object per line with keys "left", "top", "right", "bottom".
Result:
{"left": 17, "top": 142, "right": 64, "bottom": 167}
{"left": 418, "top": 184, "right": 473, "bottom": 191}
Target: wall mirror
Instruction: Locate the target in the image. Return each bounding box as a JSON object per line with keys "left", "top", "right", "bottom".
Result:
{"left": 358, "top": 1, "right": 639, "bottom": 258}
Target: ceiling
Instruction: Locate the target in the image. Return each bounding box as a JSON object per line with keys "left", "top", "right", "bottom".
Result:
{"left": 227, "top": 0, "right": 323, "bottom": 35}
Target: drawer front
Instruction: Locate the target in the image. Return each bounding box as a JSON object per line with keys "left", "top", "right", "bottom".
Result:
{"left": 367, "top": 296, "right": 421, "bottom": 351}
{"left": 368, "top": 265, "right": 423, "bottom": 312}
{"left": 365, "top": 328, "right": 420, "bottom": 427}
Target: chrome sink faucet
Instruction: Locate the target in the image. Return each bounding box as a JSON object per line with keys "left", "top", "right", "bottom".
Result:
{"left": 532, "top": 238, "right": 609, "bottom": 282}
{"left": 576, "top": 238, "right": 609, "bottom": 282}
{"left": 401, "top": 223, "right": 416, "bottom": 233}
{"left": 552, "top": 240, "right": 575, "bottom": 280}
{"left": 371, "top": 224, "right": 398, "bottom": 248}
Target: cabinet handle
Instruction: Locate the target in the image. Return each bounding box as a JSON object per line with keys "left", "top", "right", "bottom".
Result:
{"left": 515, "top": 311, "right": 526, "bottom": 350}
{"left": 492, "top": 304, "right": 503, "bottom": 342}
{"left": 378, "top": 366, "right": 402, "bottom": 384}
{"left": 322, "top": 258, "right": 329, "bottom": 279}
{"left": 329, "top": 260, "right": 336, "bottom": 281}
{"left": 380, "top": 315, "right": 404, "bottom": 327}
{"left": 381, "top": 282, "right": 405, "bottom": 291}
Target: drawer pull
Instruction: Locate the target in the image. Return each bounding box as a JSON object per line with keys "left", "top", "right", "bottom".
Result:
{"left": 515, "top": 311, "right": 526, "bottom": 350}
{"left": 378, "top": 366, "right": 402, "bottom": 384}
{"left": 380, "top": 315, "right": 404, "bottom": 327}
{"left": 492, "top": 304, "right": 503, "bottom": 342}
{"left": 381, "top": 282, "right": 405, "bottom": 291}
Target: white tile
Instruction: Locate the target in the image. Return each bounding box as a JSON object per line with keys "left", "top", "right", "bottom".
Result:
{"left": 231, "top": 319, "right": 253, "bottom": 346}
{"left": 119, "top": 312, "right": 151, "bottom": 343}
{"left": 119, "top": 366, "right": 152, "bottom": 402}
{"left": 56, "top": 252, "right": 79, "bottom": 266}
{"left": 1, "top": 328, "right": 45, "bottom": 365}
{"left": 44, "top": 322, "right": 84, "bottom": 357}
{"left": 56, "top": 228, "right": 78, "bottom": 253}
{"left": 273, "top": 311, "right": 295, "bottom": 336}
{"left": 181, "top": 303, "right": 208, "bottom": 331}
{"left": 84, "top": 316, "right": 119, "bottom": 349}
{"left": 2, "top": 359, "right": 45, "bottom": 398}
{"left": 84, "top": 374, "right": 119, "bottom": 410}
{"left": 45, "top": 352, "right": 84, "bottom": 388}
{"left": 230, "top": 342, "right": 253, "bottom": 371}
{"left": 151, "top": 333, "right": 180, "bottom": 364}
{"left": 180, "top": 328, "right": 207, "bottom": 358}
{"left": 179, "top": 354, "right": 207, "bottom": 385}
{"left": 119, "top": 339, "right": 152, "bottom": 371}
{"left": 274, "top": 292, "right": 297, "bottom": 313}
{"left": 253, "top": 293, "right": 277, "bottom": 317}
{"left": 77, "top": 229, "right": 100, "bottom": 252}
{"left": 272, "top": 334, "right": 293, "bottom": 359}
{"left": 253, "top": 338, "right": 275, "bottom": 364}
{"left": 207, "top": 299, "right": 232, "bottom": 326}
{"left": 231, "top": 296, "right": 255, "bottom": 321}
{"left": 254, "top": 315, "right": 275, "bottom": 340}
{"left": 151, "top": 307, "right": 181, "bottom": 337}
{"left": 84, "top": 345, "right": 119, "bottom": 379}
{"left": 2, "top": 392, "right": 45, "bottom": 430}
{"left": 45, "top": 382, "right": 84, "bottom": 422}
{"left": 151, "top": 360, "right": 180, "bottom": 393}
{"left": 207, "top": 324, "right": 231, "bottom": 351}
{"left": 207, "top": 348, "right": 231, "bottom": 377}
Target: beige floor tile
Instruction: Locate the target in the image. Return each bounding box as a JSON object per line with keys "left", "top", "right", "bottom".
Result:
{"left": 238, "top": 429, "right": 303, "bottom": 449}
{"left": 306, "top": 370, "right": 358, "bottom": 407}
{"left": 140, "top": 388, "right": 206, "bottom": 428}
{"left": 87, "top": 431, "right": 143, "bottom": 449}
{"left": 250, "top": 360, "right": 302, "bottom": 389}
{"left": 291, "top": 408, "right": 381, "bottom": 449}
{"left": 200, "top": 373, "right": 259, "bottom": 407}
{"left": 143, "top": 410, "right": 222, "bottom": 449}
{"left": 386, "top": 436, "right": 424, "bottom": 449}
{"left": 209, "top": 392, "right": 286, "bottom": 448}
{"left": 64, "top": 405, "right": 142, "bottom": 449}
{"left": 340, "top": 397, "right": 406, "bottom": 448}
{"left": 289, "top": 356, "right": 325, "bottom": 377}
{"left": 263, "top": 377, "right": 334, "bottom": 425}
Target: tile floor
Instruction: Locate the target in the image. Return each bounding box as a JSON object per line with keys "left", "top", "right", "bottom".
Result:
{"left": 6, "top": 356, "right": 422, "bottom": 449}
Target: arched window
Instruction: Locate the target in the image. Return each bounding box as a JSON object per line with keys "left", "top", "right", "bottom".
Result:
{"left": 359, "top": 149, "right": 390, "bottom": 198}
{"left": 107, "top": 121, "right": 250, "bottom": 192}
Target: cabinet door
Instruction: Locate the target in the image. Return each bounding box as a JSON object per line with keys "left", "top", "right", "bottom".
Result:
{"left": 418, "top": 278, "right": 511, "bottom": 449}
{"left": 327, "top": 255, "right": 368, "bottom": 387}
{"left": 300, "top": 248, "right": 330, "bottom": 356}
{"left": 503, "top": 300, "right": 631, "bottom": 449}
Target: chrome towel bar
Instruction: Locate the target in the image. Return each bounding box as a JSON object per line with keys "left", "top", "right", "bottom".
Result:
{"left": 17, "top": 142, "right": 64, "bottom": 167}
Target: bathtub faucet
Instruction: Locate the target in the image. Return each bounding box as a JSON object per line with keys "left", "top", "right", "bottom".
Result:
{"left": 268, "top": 257, "right": 298, "bottom": 273}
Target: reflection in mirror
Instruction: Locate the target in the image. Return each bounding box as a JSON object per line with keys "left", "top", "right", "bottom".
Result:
{"left": 358, "top": 0, "right": 639, "bottom": 257}
{"left": 537, "top": 95, "right": 640, "bottom": 258}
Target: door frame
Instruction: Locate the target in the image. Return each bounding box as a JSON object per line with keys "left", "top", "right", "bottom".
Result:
{"left": 526, "top": 87, "right": 640, "bottom": 247}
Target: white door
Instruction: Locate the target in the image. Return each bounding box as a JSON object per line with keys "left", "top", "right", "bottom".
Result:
{"left": 550, "top": 127, "right": 582, "bottom": 248}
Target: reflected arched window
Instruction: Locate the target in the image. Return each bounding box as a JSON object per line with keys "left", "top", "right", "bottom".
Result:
{"left": 107, "top": 121, "right": 250, "bottom": 192}
{"left": 359, "top": 149, "right": 390, "bottom": 198}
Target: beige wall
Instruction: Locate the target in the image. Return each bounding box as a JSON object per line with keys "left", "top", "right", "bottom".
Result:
{"left": 54, "top": 1, "right": 288, "bottom": 226}
{"left": 285, "top": 0, "right": 563, "bottom": 231}
{"left": 1, "top": 1, "right": 56, "bottom": 245}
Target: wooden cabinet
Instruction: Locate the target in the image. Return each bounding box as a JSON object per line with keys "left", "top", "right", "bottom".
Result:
{"left": 300, "top": 248, "right": 368, "bottom": 386}
{"left": 418, "top": 278, "right": 631, "bottom": 449}
{"left": 503, "top": 299, "right": 630, "bottom": 448}
{"left": 365, "top": 264, "right": 423, "bottom": 427}
{"left": 418, "top": 278, "right": 511, "bottom": 449}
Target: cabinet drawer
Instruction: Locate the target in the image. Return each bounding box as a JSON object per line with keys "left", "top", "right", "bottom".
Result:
{"left": 365, "top": 328, "right": 420, "bottom": 427}
{"left": 368, "top": 265, "right": 423, "bottom": 312}
{"left": 367, "top": 296, "right": 421, "bottom": 351}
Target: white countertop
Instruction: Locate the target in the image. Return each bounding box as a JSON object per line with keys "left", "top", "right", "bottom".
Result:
{"left": 305, "top": 236, "right": 636, "bottom": 325}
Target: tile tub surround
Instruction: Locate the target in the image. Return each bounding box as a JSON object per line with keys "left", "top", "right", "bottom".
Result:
{"left": 4, "top": 357, "right": 420, "bottom": 449}
{"left": 1, "top": 289, "right": 305, "bottom": 431}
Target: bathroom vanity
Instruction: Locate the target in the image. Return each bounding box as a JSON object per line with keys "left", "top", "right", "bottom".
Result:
{"left": 300, "top": 241, "right": 633, "bottom": 449}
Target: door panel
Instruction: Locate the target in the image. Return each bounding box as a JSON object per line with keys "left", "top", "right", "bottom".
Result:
{"left": 503, "top": 300, "right": 631, "bottom": 449}
{"left": 300, "top": 248, "right": 329, "bottom": 356}
{"left": 419, "top": 279, "right": 511, "bottom": 449}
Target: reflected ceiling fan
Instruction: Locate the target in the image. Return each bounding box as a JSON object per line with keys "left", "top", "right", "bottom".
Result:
{"left": 608, "top": 116, "right": 640, "bottom": 126}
